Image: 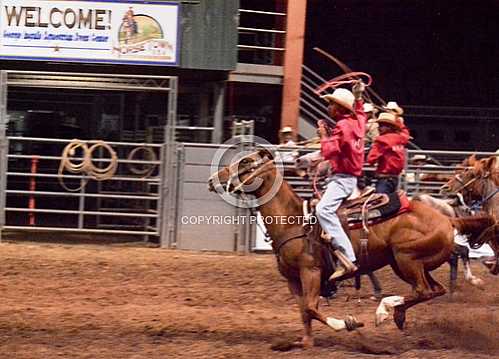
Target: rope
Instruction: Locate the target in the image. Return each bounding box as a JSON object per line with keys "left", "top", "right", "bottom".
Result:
{"left": 58, "top": 139, "right": 118, "bottom": 192}
{"left": 313, "top": 47, "right": 386, "bottom": 105}
{"left": 314, "top": 72, "right": 373, "bottom": 95}
{"left": 127, "top": 146, "right": 158, "bottom": 178}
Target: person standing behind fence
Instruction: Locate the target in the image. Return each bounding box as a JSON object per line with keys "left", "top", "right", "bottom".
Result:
{"left": 366, "top": 112, "right": 410, "bottom": 194}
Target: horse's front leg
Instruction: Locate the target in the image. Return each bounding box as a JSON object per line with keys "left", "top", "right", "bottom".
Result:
{"left": 300, "top": 266, "right": 363, "bottom": 340}
{"left": 286, "top": 280, "right": 313, "bottom": 348}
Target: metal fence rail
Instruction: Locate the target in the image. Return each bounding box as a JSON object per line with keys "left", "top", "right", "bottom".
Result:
{"left": 2, "top": 137, "right": 165, "bottom": 239}
{"left": 278, "top": 146, "right": 497, "bottom": 198}
{"left": 238, "top": 7, "right": 287, "bottom": 65}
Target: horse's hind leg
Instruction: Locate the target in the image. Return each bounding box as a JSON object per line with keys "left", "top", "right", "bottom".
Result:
{"left": 460, "top": 246, "right": 484, "bottom": 288}
{"left": 376, "top": 255, "right": 436, "bottom": 329}
{"left": 448, "top": 251, "right": 458, "bottom": 294}
{"left": 300, "top": 267, "right": 363, "bottom": 343}
{"left": 425, "top": 270, "right": 446, "bottom": 296}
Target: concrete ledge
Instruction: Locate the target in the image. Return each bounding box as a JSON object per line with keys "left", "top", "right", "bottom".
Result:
{"left": 228, "top": 63, "right": 283, "bottom": 84}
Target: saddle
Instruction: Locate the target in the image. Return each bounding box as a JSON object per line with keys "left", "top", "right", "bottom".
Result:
{"left": 305, "top": 188, "right": 410, "bottom": 230}
{"left": 341, "top": 190, "right": 409, "bottom": 229}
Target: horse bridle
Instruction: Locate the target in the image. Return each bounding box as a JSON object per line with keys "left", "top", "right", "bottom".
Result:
{"left": 228, "top": 156, "right": 275, "bottom": 194}
{"left": 450, "top": 171, "right": 479, "bottom": 195}
{"left": 456, "top": 169, "right": 499, "bottom": 204}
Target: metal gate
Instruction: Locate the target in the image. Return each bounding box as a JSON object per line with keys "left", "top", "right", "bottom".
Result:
{"left": 172, "top": 143, "right": 253, "bottom": 252}
{"left": 0, "top": 71, "right": 178, "bottom": 246}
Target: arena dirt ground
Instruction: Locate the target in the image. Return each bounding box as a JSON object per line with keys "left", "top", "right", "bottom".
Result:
{"left": 1, "top": 239, "right": 499, "bottom": 358}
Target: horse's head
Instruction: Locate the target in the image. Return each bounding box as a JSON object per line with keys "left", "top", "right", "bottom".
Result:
{"left": 440, "top": 156, "right": 497, "bottom": 202}
{"left": 208, "top": 148, "right": 279, "bottom": 198}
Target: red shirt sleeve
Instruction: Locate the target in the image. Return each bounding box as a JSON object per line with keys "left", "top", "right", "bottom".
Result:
{"left": 367, "top": 141, "right": 384, "bottom": 164}
{"left": 320, "top": 125, "right": 342, "bottom": 160}
{"left": 399, "top": 125, "right": 411, "bottom": 143}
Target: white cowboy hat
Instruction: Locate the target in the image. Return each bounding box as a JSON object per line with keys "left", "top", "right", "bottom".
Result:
{"left": 321, "top": 88, "right": 355, "bottom": 112}
{"left": 279, "top": 126, "right": 294, "bottom": 133}
{"left": 363, "top": 103, "right": 377, "bottom": 113}
{"left": 383, "top": 101, "right": 404, "bottom": 115}
{"left": 376, "top": 112, "right": 401, "bottom": 128}
{"left": 412, "top": 154, "right": 427, "bottom": 161}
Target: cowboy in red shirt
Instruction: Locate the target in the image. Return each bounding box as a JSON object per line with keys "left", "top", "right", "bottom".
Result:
{"left": 316, "top": 82, "right": 367, "bottom": 280}
{"left": 367, "top": 112, "right": 410, "bottom": 194}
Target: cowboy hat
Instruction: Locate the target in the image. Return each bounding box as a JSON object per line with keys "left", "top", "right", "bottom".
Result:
{"left": 279, "top": 126, "right": 294, "bottom": 133}
{"left": 363, "top": 103, "right": 378, "bottom": 114}
{"left": 411, "top": 154, "right": 427, "bottom": 162}
{"left": 321, "top": 88, "right": 355, "bottom": 112}
{"left": 383, "top": 101, "right": 404, "bottom": 116}
{"left": 376, "top": 112, "right": 402, "bottom": 129}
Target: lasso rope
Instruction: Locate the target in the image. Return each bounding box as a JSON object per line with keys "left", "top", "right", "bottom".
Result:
{"left": 127, "top": 146, "right": 158, "bottom": 178}
{"left": 58, "top": 139, "right": 118, "bottom": 192}
{"left": 314, "top": 71, "right": 373, "bottom": 95}
{"left": 313, "top": 47, "right": 385, "bottom": 105}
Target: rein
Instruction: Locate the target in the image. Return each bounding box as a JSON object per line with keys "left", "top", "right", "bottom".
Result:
{"left": 452, "top": 173, "right": 478, "bottom": 194}
{"left": 453, "top": 172, "right": 499, "bottom": 209}
{"left": 227, "top": 156, "right": 272, "bottom": 193}
{"left": 230, "top": 159, "right": 276, "bottom": 194}
{"left": 480, "top": 186, "right": 499, "bottom": 206}
{"left": 227, "top": 156, "right": 311, "bottom": 259}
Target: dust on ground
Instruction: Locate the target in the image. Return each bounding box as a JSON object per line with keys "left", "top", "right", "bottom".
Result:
{"left": 1, "top": 241, "right": 498, "bottom": 358}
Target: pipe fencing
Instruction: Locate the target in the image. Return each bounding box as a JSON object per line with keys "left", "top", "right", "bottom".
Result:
{"left": 2, "top": 137, "right": 165, "bottom": 239}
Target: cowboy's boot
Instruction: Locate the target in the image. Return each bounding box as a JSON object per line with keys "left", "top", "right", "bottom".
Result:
{"left": 330, "top": 249, "right": 358, "bottom": 280}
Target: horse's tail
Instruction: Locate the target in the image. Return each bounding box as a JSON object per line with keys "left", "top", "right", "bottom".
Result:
{"left": 450, "top": 215, "right": 498, "bottom": 249}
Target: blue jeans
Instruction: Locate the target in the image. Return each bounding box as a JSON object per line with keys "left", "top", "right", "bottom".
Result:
{"left": 375, "top": 176, "right": 399, "bottom": 194}
{"left": 316, "top": 174, "right": 357, "bottom": 261}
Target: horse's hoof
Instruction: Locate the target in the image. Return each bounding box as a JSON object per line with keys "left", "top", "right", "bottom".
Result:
{"left": 302, "top": 336, "right": 314, "bottom": 348}
{"left": 471, "top": 277, "right": 485, "bottom": 288}
{"left": 393, "top": 308, "right": 406, "bottom": 330}
{"left": 375, "top": 313, "right": 388, "bottom": 327}
{"left": 345, "top": 315, "right": 364, "bottom": 331}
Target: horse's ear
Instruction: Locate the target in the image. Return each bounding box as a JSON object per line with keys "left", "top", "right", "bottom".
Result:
{"left": 465, "top": 154, "right": 477, "bottom": 167}
{"left": 481, "top": 156, "right": 497, "bottom": 172}
{"left": 257, "top": 148, "right": 274, "bottom": 161}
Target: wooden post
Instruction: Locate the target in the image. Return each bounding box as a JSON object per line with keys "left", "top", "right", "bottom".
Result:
{"left": 280, "top": 0, "right": 307, "bottom": 140}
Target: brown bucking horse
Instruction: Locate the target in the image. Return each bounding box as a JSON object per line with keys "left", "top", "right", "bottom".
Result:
{"left": 208, "top": 149, "right": 499, "bottom": 348}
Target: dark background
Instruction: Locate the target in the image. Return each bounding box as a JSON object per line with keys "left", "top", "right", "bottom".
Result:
{"left": 305, "top": 0, "right": 499, "bottom": 107}
{"left": 302, "top": 0, "right": 499, "bottom": 150}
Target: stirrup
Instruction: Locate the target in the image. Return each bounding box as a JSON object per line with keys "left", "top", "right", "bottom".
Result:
{"left": 330, "top": 249, "right": 358, "bottom": 280}
{"left": 329, "top": 264, "right": 358, "bottom": 281}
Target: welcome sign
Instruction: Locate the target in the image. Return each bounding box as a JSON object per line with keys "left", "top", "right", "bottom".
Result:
{"left": 0, "top": 0, "right": 179, "bottom": 66}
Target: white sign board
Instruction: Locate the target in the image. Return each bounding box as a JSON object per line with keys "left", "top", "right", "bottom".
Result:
{"left": 0, "top": 0, "right": 179, "bottom": 66}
